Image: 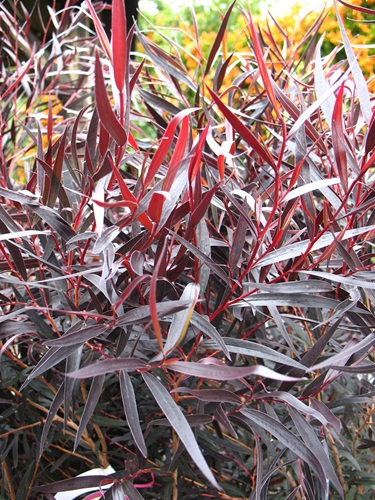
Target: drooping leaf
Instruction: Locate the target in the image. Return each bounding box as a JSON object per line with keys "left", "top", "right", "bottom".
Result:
{"left": 119, "top": 371, "right": 147, "bottom": 458}
{"left": 39, "top": 382, "right": 65, "bottom": 457}
{"left": 240, "top": 408, "right": 328, "bottom": 493}
{"left": 289, "top": 406, "right": 343, "bottom": 496}
{"left": 74, "top": 374, "right": 105, "bottom": 451}
{"left": 142, "top": 372, "right": 220, "bottom": 490}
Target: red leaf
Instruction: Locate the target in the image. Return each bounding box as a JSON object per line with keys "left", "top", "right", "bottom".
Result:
{"left": 143, "top": 108, "right": 198, "bottom": 190}
{"left": 162, "top": 116, "right": 189, "bottom": 192}
{"left": 244, "top": 9, "right": 279, "bottom": 116}
{"left": 332, "top": 83, "right": 348, "bottom": 192}
{"left": 107, "top": 155, "right": 153, "bottom": 231}
{"left": 206, "top": 86, "right": 275, "bottom": 167}
{"left": 148, "top": 191, "right": 171, "bottom": 224}
{"left": 112, "top": 0, "right": 127, "bottom": 94}
{"left": 94, "top": 50, "right": 127, "bottom": 146}
{"left": 188, "top": 124, "right": 210, "bottom": 183}
{"left": 85, "top": 0, "right": 111, "bottom": 61}
{"left": 337, "top": 0, "right": 375, "bottom": 14}
{"left": 47, "top": 128, "right": 67, "bottom": 208}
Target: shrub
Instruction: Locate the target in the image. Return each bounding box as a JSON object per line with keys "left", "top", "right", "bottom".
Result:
{"left": 1, "top": 0, "right": 375, "bottom": 499}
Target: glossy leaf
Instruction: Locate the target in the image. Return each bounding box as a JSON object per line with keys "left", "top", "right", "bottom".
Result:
{"left": 94, "top": 50, "right": 127, "bottom": 146}
{"left": 166, "top": 360, "right": 303, "bottom": 381}
{"left": 67, "top": 358, "right": 148, "bottom": 379}
{"left": 240, "top": 408, "right": 328, "bottom": 493}
{"left": 119, "top": 371, "right": 147, "bottom": 457}
{"left": 142, "top": 372, "right": 220, "bottom": 489}
{"left": 74, "top": 375, "right": 105, "bottom": 450}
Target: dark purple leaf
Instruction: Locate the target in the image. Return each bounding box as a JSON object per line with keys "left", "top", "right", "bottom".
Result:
{"left": 33, "top": 475, "right": 114, "bottom": 493}
{"left": 151, "top": 414, "right": 214, "bottom": 427}
{"left": 168, "top": 229, "right": 229, "bottom": 283}
{"left": 74, "top": 374, "right": 105, "bottom": 450}
{"left": 43, "top": 325, "right": 109, "bottom": 347}
{"left": 204, "top": 1, "right": 236, "bottom": 76}
{"left": 119, "top": 371, "right": 147, "bottom": 458}
{"left": 142, "top": 372, "right": 220, "bottom": 489}
{"left": 289, "top": 406, "right": 343, "bottom": 496}
{"left": 310, "top": 398, "right": 342, "bottom": 434}
{"left": 167, "top": 361, "right": 303, "bottom": 382}
{"left": 39, "top": 382, "right": 65, "bottom": 457}
{"left": 21, "top": 345, "right": 83, "bottom": 390}
{"left": 171, "top": 387, "right": 241, "bottom": 404}
{"left": 68, "top": 358, "right": 148, "bottom": 379}
{"left": 240, "top": 408, "right": 328, "bottom": 493}
{"left": 116, "top": 300, "right": 192, "bottom": 327}
{"left": 201, "top": 337, "right": 306, "bottom": 370}
{"left": 64, "top": 347, "right": 83, "bottom": 429}
{"left": 214, "top": 403, "right": 238, "bottom": 438}
{"left": 122, "top": 481, "right": 146, "bottom": 499}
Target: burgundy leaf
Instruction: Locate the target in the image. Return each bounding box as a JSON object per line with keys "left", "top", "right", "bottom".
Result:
{"left": 67, "top": 358, "right": 148, "bottom": 379}
{"left": 39, "top": 382, "right": 65, "bottom": 457}
{"left": 332, "top": 84, "right": 348, "bottom": 192}
{"left": 43, "top": 325, "right": 108, "bottom": 347}
{"left": 171, "top": 387, "right": 241, "bottom": 404}
{"left": 74, "top": 374, "right": 105, "bottom": 451}
{"left": 142, "top": 372, "right": 221, "bottom": 490}
{"left": 240, "top": 408, "right": 328, "bottom": 493}
{"left": 119, "top": 371, "right": 147, "bottom": 458}
{"left": 166, "top": 361, "right": 303, "bottom": 382}
{"left": 94, "top": 50, "right": 127, "bottom": 146}
{"left": 111, "top": 0, "right": 127, "bottom": 94}
{"left": 289, "top": 406, "right": 343, "bottom": 496}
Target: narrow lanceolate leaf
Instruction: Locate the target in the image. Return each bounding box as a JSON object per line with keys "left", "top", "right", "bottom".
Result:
{"left": 202, "top": 338, "right": 306, "bottom": 370}
{"left": 143, "top": 108, "right": 198, "bottom": 191}
{"left": 204, "top": 1, "right": 236, "bottom": 76}
{"left": 142, "top": 372, "right": 220, "bottom": 490}
{"left": 314, "top": 35, "right": 336, "bottom": 126}
{"left": 21, "top": 345, "right": 83, "bottom": 390}
{"left": 85, "top": 0, "right": 111, "bottom": 60}
{"left": 338, "top": 0, "right": 375, "bottom": 14}
{"left": 67, "top": 358, "right": 148, "bottom": 379}
{"left": 39, "top": 382, "right": 65, "bottom": 457}
{"left": 119, "top": 371, "right": 147, "bottom": 458}
{"left": 171, "top": 387, "right": 242, "bottom": 404}
{"left": 74, "top": 375, "right": 105, "bottom": 450}
{"left": 206, "top": 86, "right": 274, "bottom": 167}
{"left": 47, "top": 127, "right": 67, "bottom": 208}
{"left": 240, "top": 409, "right": 328, "bottom": 493}
{"left": 43, "top": 325, "right": 108, "bottom": 347}
{"left": 163, "top": 283, "right": 200, "bottom": 355}
{"left": 244, "top": 9, "right": 279, "bottom": 116}
{"left": 94, "top": 50, "right": 127, "bottom": 146}
{"left": 166, "top": 361, "right": 303, "bottom": 382}
{"left": 289, "top": 406, "right": 343, "bottom": 496}
{"left": 255, "top": 225, "right": 375, "bottom": 267}
{"left": 191, "top": 312, "right": 231, "bottom": 360}
{"left": 334, "top": 0, "right": 371, "bottom": 124}
{"left": 112, "top": 0, "right": 127, "bottom": 93}
{"left": 332, "top": 84, "right": 348, "bottom": 192}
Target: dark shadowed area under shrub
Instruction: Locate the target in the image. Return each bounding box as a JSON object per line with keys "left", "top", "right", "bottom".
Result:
{"left": 1, "top": 0, "right": 375, "bottom": 498}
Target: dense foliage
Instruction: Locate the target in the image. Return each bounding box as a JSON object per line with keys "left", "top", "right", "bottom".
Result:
{"left": 1, "top": 0, "right": 375, "bottom": 498}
